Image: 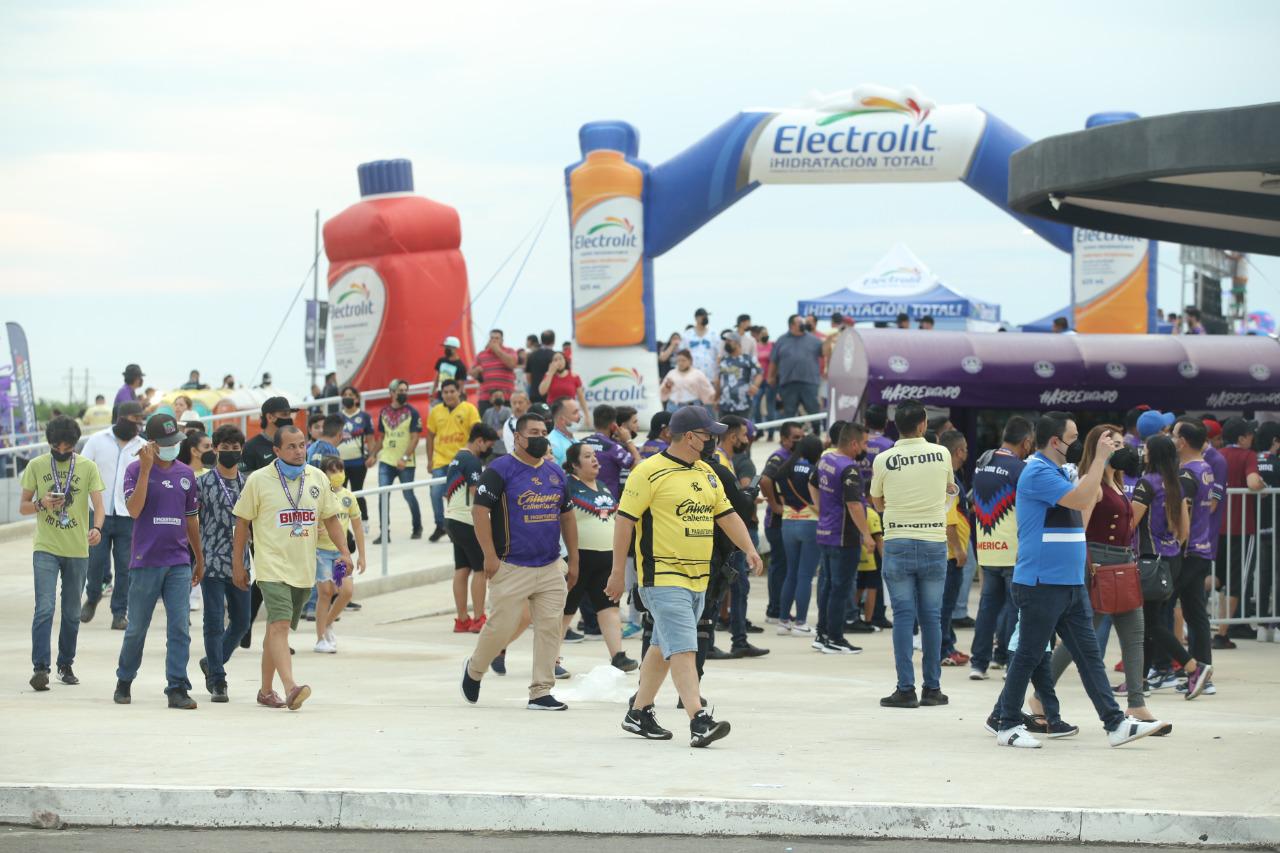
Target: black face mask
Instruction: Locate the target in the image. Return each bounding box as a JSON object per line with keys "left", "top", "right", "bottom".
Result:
{"left": 112, "top": 419, "right": 139, "bottom": 441}
{"left": 492, "top": 398, "right": 505, "bottom": 408}
{"left": 51, "top": 449, "right": 73, "bottom": 463}
{"left": 274, "top": 417, "right": 294, "bottom": 429}
{"left": 1064, "top": 439, "right": 1084, "bottom": 465}
{"left": 200, "top": 450, "right": 217, "bottom": 467}
{"left": 699, "top": 438, "right": 717, "bottom": 461}
{"left": 1108, "top": 446, "right": 1142, "bottom": 478}
{"left": 395, "top": 393, "right": 408, "bottom": 405}
{"left": 523, "top": 436, "right": 549, "bottom": 459}
{"left": 342, "top": 397, "right": 357, "bottom": 408}
{"left": 218, "top": 450, "right": 243, "bottom": 469}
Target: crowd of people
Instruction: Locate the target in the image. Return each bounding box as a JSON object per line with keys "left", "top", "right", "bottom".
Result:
{"left": 16, "top": 320, "right": 1280, "bottom": 751}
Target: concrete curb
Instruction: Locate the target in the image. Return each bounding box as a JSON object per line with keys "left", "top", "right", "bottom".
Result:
{"left": 0, "top": 520, "right": 35, "bottom": 546}
{"left": 1, "top": 785, "right": 1276, "bottom": 846}
{"left": 353, "top": 562, "right": 454, "bottom": 600}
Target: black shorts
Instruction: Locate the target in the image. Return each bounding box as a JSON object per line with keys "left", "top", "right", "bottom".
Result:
{"left": 565, "top": 550, "right": 617, "bottom": 615}
{"left": 447, "top": 520, "right": 484, "bottom": 572}
{"left": 856, "top": 568, "right": 882, "bottom": 591}
{"left": 1214, "top": 535, "right": 1248, "bottom": 592}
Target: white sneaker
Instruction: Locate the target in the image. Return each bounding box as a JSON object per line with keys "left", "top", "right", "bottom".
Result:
{"left": 969, "top": 667, "right": 988, "bottom": 681}
{"left": 776, "top": 620, "right": 793, "bottom": 636}
{"left": 911, "top": 632, "right": 922, "bottom": 651}
{"left": 324, "top": 626, "right": 336, "bottom": 646}
{"left": 765, "top": 616, "right": 779, "bottom": 625}
{"left": 1107, "top": 716, "right": 1165, "bottom": 747}
{"left": 811, "top": 636, "right": 827, "bottom": 651}
{"left": 313, "top": 639, "right": 336, "bottom": 654}
{"left": 789, "top": 623, "right": 815, "bottom": 636}
{"left": 189, "top": 588, "right": 202, "bottom": 611}
{"left": 996, "top": 725, "right": 1042, "bottom": 749}
{"left": 1258, "top": 626, "right": 1277, "bottom": 643}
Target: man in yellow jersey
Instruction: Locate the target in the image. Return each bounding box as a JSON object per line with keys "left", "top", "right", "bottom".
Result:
{"left": 870, "top": 400, "right": 954, "bottom": 710}
{"left": 425, "top": 378, "right": 480, "bottom": 543}
{"left": 606, "top": 406, "right": 762, "bottom": 748}
{"left": 366, "top": 378, "right": 422, "bottom": 543}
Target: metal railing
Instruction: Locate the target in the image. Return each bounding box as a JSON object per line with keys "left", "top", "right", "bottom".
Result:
{"left": 345, "top": 411, "right": 830, "bottom": 577}
{"left": 1211, "top": 486, "right": 1278, "bottom": 631}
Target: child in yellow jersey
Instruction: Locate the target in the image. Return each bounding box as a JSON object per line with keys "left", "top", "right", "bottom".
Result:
{"left": 314, "top": 457, "right": 366, "bottom": 653}
{"left": 855, "top": 507, "right": 885, "bottom": 627}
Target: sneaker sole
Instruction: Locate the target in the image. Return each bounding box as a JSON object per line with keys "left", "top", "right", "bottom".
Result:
{"left": 1110, "top": 725, "right": 1160, "bottom": 747}
{"left": 969, "top": 671, "right": 988, "bottom": 680}
{"left": 621, "top": 720, "right": 673, "bottom": 740}
{"left": 1047, "top": 727, "right": 1080, "bottom": 739}
{"left": 527, "top": 702, "right": 568, "bottom": 711}
{"left": 287, "top": 686, "right": 311, "bottom": 711}
{"left": 690, "top": 721, "right": 731, "bottom": 748}
{"left": 1185, "top": 664, "right": 1213, "bottom": 700}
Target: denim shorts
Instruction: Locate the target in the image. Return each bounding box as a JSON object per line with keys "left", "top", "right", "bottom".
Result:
{"left": 316, "top": 549, "right": 339, "bottom": 584}
{"left": 638, "top": 585, "right": 705, "bottom": 660}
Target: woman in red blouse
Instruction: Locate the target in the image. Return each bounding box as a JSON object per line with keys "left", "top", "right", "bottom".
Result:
{"left": 537, "top": 351, "right": 588, "bottom": 415}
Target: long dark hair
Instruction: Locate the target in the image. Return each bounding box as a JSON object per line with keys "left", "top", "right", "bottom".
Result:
{"left": 1144, "top": 434, "right": 1183, "bottom": 538}
{"left": 776, "top": 434, "right": 823, "bottom": 505}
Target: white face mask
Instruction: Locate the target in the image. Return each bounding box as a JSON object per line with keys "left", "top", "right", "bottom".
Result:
{"left": 157, "top": 445, "right": 181, "bottom": 462}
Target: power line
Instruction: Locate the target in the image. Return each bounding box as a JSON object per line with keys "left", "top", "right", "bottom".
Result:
{"left": 489, "top": 198, "right": 557, "bottom": 331}
{"left": 250, "top": 254, "right": 319, "bottom": 386}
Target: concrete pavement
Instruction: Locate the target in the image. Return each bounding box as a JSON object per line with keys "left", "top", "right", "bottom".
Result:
{"left": 2, "top": 480, "right": 1279, "bottom": 844}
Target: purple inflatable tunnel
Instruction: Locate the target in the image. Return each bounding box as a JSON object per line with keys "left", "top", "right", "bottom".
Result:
{"left": 828, "top": 329, "right": 1280, "bottom": 417}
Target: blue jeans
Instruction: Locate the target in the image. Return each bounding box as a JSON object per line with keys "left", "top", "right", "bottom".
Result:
{"left": 377, "top": 462, "right": 422, "bottom": 532}
{"left": 779, "top": 519, "right": 819, "bottom": 623}
{"left": 970, "top": 565, "right": 1016, "bottom": 671}
{"left": 201, "top": 575, "right": 251, "bottom": 684}
{"left": 115, "top": 564, "right": 193, "bottom": 694}
{"left": 882, "top": 538, "right": 947, "bottom": 691}
{"left": 940, "top": 559, "right": 963, "bottom": 656}
{"left": 779, "top": 382, "right": 820, "bottom": 419}
{"left": 32, "top": 551, "right": 88, "bottom": 671}
{"left": 729, "top": 527, "right": 759, "bottom": 646}
{"left": 995, "top": 582, "right": 1125, "bottom": 733}
{"left": 817, "top": 543, "right": 859, "bottom": 642}
{"left": 85, "top": 513, "right": 133, "bottom": 617}
{"left": 954, "top": 542, "right": 977, "bottom": 619}
{"left": 429, "top": 465, "right": 447, "bottom": 529}
{"left": 764, "top": 524, "right": 787, "bottom": 619}
{"left": 753, "top": 381, "right": 779, "bottom": 430}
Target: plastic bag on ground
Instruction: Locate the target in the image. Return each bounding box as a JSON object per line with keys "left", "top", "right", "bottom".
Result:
{"left": 554, "top": 664, "right": 633, "bottom": 703}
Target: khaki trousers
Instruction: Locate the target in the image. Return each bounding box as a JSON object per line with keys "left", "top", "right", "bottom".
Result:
{"left": 467, "top": 559, "right": 567, "bottom": 699}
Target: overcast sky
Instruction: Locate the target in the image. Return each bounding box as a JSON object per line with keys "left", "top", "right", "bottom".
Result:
{"left": 3, "top": 1, "right": 1278, "bottom": 403}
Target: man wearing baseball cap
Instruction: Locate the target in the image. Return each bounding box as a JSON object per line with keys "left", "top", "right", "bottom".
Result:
{"left": 113, "top": 364, "right": 144, "bottom": 421}
{"left": 435, "top": 335, "right": 468, "bottom": 400}
{"left": 1136, "top": 409, "right": 1175, "bottom": 439}
{"left": 606, "top": 406, "right": 763, "bottom": 747}
{"left": 114, "top": 413, "right": 204, "bottom": 709}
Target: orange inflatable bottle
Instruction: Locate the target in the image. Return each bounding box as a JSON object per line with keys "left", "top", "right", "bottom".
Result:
{"left": 569, "top": 150, "right": 645, "bottom": 346}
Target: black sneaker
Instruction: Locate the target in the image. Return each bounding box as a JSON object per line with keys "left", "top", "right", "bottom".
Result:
{"left": 563, "top": 629, "right": 584, "bottom": 644}
{"left": 240, "top": 629, "right": 252, "bottom": 649}
{"left": 825, "top": 637, "right": 863, "bottom": 654}
{"left": 622, "top": 705, "right": 672, "bottom": 740}
{"left": 1212, "top": 635, "right": 1237, "bottom": 650}
{"left": 168, "top": 690, "right": 197, "bottom": 710}
{"left": 371, "top": 533, "right": 390, "bottom": 545}
{"left": 428, "top": 526, "right": 446, "bottom": 543}
{"left": 527, "top": 695, "right": 568, "bottom": 711}
{"left": 690, "top": 710, "right": 731, "bottom": 748}
{"left": 461, "top": 658, "right": 481, "bottom": 704}
{"left": 344, "top": 601, "right": 362, "bottom": 611}
{"left": 744, "top": 621, "right": 764, "bottom": 634}
{"left": 80, "top": 597, "right": 98, "bottom": 623}
{"left": 952, "top": 616, "right": 976, "bottom": 629}
{"left": 729, "top": 642, "right": 770, "bottom": 658}
{"left": 111, "top": 615, "right": 128, "bottom": 631}
{"left": 411, "top": 528, "right": 424, "bottom": 541}
{"left": 714, "top": 619, "right": 730, "bottom": 632}
{"left": 984, "top": 710, "right": 1000, "bottom": 734}
{"left": 114, "top": 679, "right": 131, "bottom": 704}
{"left": 920, "top": 687, "right": 949, "bottom": 706}
{"left": 199, "top": 657, "right": 209, "bottom": 678}
{"left": 1044, "top": 719, "right": 1079, "bottom": 738}
{"left": 56, "top": 665, "right": 79, "bottom": 686}
{"left": 210, "top": 683, "right": 229, "bottom": 703}
{"left": 611, "top": 651, "right": 639, "bottom": 672}
{"left": 491, "top": 650, "right": 507, "bottom": 676}
{"left": 706, "top": 645, "right": 733, "bottom": 660}
{"left": 871, "top": 617, "right": 893, "bottom": 630}
{"left": 847, "top": 619, "right": 876, "bottom": 634}
{"left": 30, "top": 670, "right": 50, "bottom": 692}
{"left": 880, "top": 688, "right": 919, "bottom": 708}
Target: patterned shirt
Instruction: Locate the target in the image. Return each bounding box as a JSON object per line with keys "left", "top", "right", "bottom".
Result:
{"left": 717, "top": 354, "right": 758, "bottom": 413}
{"left": 198, "top": 469, "right": 250, "bottom": 579}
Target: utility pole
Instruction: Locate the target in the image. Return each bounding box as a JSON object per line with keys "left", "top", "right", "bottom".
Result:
{"left": 310, "top": 208, "right": 320, "bottom": 391}
{"left": 83, "top": 368, "right": 89, "bottom": 405}
{"left": 67, "top": 367, "right": 74, "bottom": 405}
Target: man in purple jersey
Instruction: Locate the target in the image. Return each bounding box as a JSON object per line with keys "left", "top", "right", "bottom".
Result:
{"left": 112, "top": 363, "right": 144, "bottom": 421}
{"left": 462, "top": 413, "right": 579, "bottom": 711}
{"left": 1173, "top": 418, "right": 1219, "bottom": 683}
{"left": 813, "top": 422, "right": 873, "bottom": 654}
{"left": 114, "top": 413, "right": 204, "bottom": 710}
{"left": 581, "top": 404, "right": 640, "bottom": 500}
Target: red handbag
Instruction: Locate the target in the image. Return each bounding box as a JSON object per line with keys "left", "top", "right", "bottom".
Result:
{"left": 1088, "top": 561, "right": 1143, "bottom": 615}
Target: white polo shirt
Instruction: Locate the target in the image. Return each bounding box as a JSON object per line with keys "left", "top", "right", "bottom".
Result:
{"left": 80, "top": 429, "right": 146, "bottom": 516}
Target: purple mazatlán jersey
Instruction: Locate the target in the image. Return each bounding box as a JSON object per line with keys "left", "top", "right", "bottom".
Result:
{"left": 1203, "top": 445, "right": 1228, "bottom": 558}
{"left": 814, "top": 452, "right": 864, "bottom": 547}
{"left": 1181, "top": 458, "right": 1219, "bottom": 558}
{"left": 581, "top": 431, "right": 631, "bottom": 500}
{"left": 123, "top": 460, "right": 199, "bottom": 569}
{"left": 474, "top": 454, "right": 570, "bottom": 568}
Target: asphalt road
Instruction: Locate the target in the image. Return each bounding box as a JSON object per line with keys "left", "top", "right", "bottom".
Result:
{"left": 1, "top": 827, "right": 1251, "bottom": 853}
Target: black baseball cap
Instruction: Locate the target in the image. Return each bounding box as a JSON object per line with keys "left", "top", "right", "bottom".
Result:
{"left": 528, "top": 402, "right": 552, "bottom": 424}
{"left": 144, "top": 413, "right": 185, "bottom": 447}
{"left": 1222, "top": 416, "right": 1258, "bottom": 444}
{"left": 648, "top": 410, "right": 672, "bottom": 440}
{"left": 670, "top": 406, "right": 726, "bottom": 436}
{"left": 261, "top": 396, "right": 299, "bottom": 417}
{"left": 695, "top": 307, "right": 710, "bottom": 318}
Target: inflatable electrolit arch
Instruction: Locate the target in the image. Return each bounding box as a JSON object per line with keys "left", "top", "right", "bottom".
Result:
{"left": 564, "top": 85, "right": 1157, "bottom": 420}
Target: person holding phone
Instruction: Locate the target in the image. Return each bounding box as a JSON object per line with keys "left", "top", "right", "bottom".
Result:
{"left": 20, "top": 416, "right": 105, "bottom": 692}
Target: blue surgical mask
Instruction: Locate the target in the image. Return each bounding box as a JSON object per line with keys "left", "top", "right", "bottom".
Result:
{"left": 157, "top": 445, "right": 181, "bottom": 462}
{"left": 276, "top": 459, "right": 305, "bottom": 479}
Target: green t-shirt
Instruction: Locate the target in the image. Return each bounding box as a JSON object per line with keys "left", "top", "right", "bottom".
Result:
{"left": 21, "top": 453, "right": 104, "bottom": 558}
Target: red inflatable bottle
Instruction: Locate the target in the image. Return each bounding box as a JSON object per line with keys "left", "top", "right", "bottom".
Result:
{"left": 323, "top": 159, "right": 473, "bottom": 395}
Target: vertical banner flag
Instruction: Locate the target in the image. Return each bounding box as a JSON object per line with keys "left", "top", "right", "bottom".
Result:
{"left": 5, "top": 322, "right": 36, "bottom": 436}
{"left": 1072, "top": 229, "right": 1157, "bottom": 334}
{"left": 304, "top": 300, "right": 329, "bottom": 370}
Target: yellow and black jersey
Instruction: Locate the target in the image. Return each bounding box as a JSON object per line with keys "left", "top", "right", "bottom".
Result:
{"left": 618, "top": 451, "right": 734, "bottom": 592}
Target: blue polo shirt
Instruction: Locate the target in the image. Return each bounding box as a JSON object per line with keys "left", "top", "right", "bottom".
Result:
{"left": 1013, "top": 453, "right": 1084, "bottom": 586}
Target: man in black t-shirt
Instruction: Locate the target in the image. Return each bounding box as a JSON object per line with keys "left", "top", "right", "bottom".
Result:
{"left": 758, "top": 422, "right": 803, "bottom": 621}
{"left": 434, "top": 336, "right": 468, "bottom": 400}
{"left": 524, "top": 330, "right": 557, "bottom": 403}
